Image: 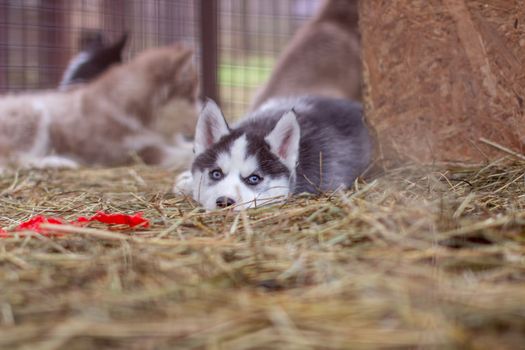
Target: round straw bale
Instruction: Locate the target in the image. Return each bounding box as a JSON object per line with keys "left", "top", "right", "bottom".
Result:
{"left": 360, "top": 0, "right": 525, "bottom": 165}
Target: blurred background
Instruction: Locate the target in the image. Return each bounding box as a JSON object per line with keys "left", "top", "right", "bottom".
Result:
{"left": 0, "top": 0, "right": 321, "bottom": 118}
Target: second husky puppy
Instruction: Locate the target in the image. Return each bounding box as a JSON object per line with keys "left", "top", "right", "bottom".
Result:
{"left": 175, "top": 96, "right": 372, "bottom": 210}
{"left": 251, "top": 0, "right": 361, "bottom": 109}
{"left": 0, "top": 44, "right": 198, "bottom": 171}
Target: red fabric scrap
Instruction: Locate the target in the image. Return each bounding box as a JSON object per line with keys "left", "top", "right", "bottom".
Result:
{"left": 77, "top": 211, "right": 149, "bottom": 228}
{"left": 0, "top": 211, "right": 149, "bottom": 238}
{"left": 17, "top": 215, "right": 65, "bottom": 233}
{"left": 0, "top": 228, "right": 10, "bottom": 238}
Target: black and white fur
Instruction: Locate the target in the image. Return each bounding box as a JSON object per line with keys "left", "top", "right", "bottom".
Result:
{"left": 175, "top": 96, "right": 373, "bottom": 210}
{"left": 59, "top": 32, "right": 128, "bottom": 89}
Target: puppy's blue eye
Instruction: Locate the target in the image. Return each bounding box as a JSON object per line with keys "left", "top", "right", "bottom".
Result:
{"left": 245, "top": 174, "right": 262, "bottom": 186}
{"left": 209, "top": 169, "right": 223, "bottom": 180}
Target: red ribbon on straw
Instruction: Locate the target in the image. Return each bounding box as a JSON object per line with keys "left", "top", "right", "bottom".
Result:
{"left": 0, "top": 211, "right": 149, "bottom": 238}
{"left": 77, "top": 211, "right": 149, "bottom": 227}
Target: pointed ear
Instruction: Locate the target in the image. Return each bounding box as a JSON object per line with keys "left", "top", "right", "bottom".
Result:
{"left": 194, "top": 99, "right": 230, "bottom": 155}
{"left": 106, "top": 32, "right": 128, "bottom": 59}
{"left": 59, "top": 33, "right": 128, "bottom": 88}
{"left": 265, "top": 109, "right": 301, "bottom": 170}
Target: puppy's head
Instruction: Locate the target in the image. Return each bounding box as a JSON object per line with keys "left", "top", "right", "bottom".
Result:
{"left": 190, "top": 99, "right": 300, "bottom": 210}
{"left": 91, "top": 44, "right": 199, "bottom": 138}
{"left": 131, "top": 44, "right": 197, "bottom": 102}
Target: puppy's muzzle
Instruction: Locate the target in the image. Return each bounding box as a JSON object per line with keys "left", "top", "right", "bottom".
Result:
{"left": 216, "top": 196, "right": 235, "bottom": 208}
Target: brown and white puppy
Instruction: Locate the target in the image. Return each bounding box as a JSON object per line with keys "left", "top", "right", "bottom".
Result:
{"left": 251, "top": 0, "right": 361, "bottom": 109}
{"left": 0, "top": 44, "right": 198, "bottom": 171}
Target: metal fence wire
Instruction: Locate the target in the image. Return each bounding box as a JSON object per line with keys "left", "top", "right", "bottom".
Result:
{"left": 0, "top": 0, "right": 320, "bottom": 118}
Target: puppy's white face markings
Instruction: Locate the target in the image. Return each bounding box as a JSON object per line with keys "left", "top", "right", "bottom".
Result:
{"left": 191, "top": 134, "right": 290, "bottom": 210}
{"left": 216, "top": 135, "right": 257, "bottom": 177}
{"left": 59, "top": 52, "right": 91, "bottom": 90}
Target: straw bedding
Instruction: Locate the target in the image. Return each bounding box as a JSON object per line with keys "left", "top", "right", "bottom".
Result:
{"left": 0, "top": 159, "right": 524, "bottom": 349}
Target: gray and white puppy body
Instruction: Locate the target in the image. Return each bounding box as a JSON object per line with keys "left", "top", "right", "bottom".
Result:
{"left": 176, "top": 96, "right": 372, "bottom": 210}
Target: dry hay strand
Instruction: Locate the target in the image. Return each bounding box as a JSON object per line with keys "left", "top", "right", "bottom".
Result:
{"left": 0, "top": 160, "right": 524, "bottom": 349}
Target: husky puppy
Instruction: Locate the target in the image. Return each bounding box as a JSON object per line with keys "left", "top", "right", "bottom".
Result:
{"left": 251, "top": 0, "right": 361, "bottom": 109}
{"left": 59, "top": 32, "right": 128, "bottom": 90}
{"left": 175, "top": 96, "right": 372, "bottom": 210}
{"left": 0, "top": 44, "right": 198, "bottom": 171}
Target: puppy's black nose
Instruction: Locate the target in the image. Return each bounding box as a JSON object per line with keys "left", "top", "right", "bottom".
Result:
{"left": 216, "top": 196, "right": 235, "bottom": 208}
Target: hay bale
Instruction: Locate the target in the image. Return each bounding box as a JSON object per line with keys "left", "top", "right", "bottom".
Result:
{"left": 360, "top": 0, "right": 525, "bottom": 164}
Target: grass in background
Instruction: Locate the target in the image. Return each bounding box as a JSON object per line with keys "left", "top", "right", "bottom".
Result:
{"left": 218, "top": 55, "right": 275, "bottom": 118}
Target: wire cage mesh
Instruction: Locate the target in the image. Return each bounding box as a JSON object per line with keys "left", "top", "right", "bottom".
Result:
{"left": 0, "top": 0, "right": 198, "bottom": 91}
{"left": 218, "top": 0, "right": 319, "bottom": 117}
{"left": 0, "top": 0, "right": 320, "bottom": 118}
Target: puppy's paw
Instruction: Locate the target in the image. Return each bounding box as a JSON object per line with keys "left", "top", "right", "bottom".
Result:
{"left": 173, "top": 170, "right": 193, "bottom": 195}
{"left": 23, "top": 155, "right": 79, "bottom": 170}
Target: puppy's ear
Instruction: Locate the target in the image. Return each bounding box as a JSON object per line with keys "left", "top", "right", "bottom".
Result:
{"left": 265, "top": 109, "right": 300, "bottom": 170}
{"left": 194, "top": 99, "right": 230, "bottom": 155}
{"left": 59, "top": 32, "right": 128, "bottom": 89}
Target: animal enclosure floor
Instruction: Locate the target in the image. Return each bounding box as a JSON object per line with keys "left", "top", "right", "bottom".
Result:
{"left": 0, "top": 163, "right": 524, "bottom": 349}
